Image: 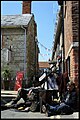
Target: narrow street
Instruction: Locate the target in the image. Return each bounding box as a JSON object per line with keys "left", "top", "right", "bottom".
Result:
{"left": 1, "top": 109, "right": 79, "bottom": 119}
{"left": 1, "top": 90, "right": 79, "bottom": 119}
{"left": 1, "top": 1, "right": 79, "bottom": 119}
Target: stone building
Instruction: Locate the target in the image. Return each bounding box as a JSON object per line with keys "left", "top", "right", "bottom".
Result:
{"left": 52, "top": 1, "right": 79, "bottom": 88}
{"left": 1, "top": 1, "right": 39, "bottom": 86}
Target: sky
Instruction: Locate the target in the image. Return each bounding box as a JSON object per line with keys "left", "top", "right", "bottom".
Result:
{"left": 1, "top": 1, "right": 59, "bottom": 62}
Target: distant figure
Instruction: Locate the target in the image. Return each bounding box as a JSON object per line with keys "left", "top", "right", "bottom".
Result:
{"left": 47, "top": 73, "right": 58, "bottom": 90}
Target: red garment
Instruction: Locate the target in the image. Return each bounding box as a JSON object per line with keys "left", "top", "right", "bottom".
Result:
{"left": 14, "top": 72, "right": 24, "bottom": 91}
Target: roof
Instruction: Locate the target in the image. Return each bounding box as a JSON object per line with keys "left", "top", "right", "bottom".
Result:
{"left": 52, "top": 7, "right": 62, "bottom": 59}
{"left": 1, "top": 14, "right": 33, "bottom": 28}
{"left": 39, "top": 62, "right": 50, "bottom": 68}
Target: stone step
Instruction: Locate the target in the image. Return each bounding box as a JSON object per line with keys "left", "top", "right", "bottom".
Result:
{"left": 1, "top": 90, "right": 18, "bottom": 106}
{"left": 1, "top": 97, "right": 16, "bottom": 106}
{"left": 1, "top": 90, "right": 18, "bottom": 95}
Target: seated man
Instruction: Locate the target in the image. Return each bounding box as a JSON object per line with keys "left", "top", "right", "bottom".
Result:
{"left": 5, "top": 74, "right": 43, "bottom": 109}
{"left": 46, "top": 81, "right": 77, "bottom": 116}
{"left": 5, "top": 86, "right": 41, "bottom": 111}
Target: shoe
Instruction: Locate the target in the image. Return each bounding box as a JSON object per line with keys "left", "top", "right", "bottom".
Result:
{"left": 18, "top": 106, "right": 24, "bottom": 110}
{"left": 42, "top": 105, "right": 46, "bottom": 113}
{"left": 5, "top": 100, "right": 15, "bottom": 107}
{"left": 21, "top": 107, "right": 30, "bottom": 112}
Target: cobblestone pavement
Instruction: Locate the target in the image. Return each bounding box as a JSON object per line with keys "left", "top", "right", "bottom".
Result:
{"left": 1, "top": 109, "right": 79, "bottom": 119}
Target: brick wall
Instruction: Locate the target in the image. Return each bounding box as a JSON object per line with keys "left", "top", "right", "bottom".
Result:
{"left": 70, "top": 48, "right": 79, "bottom": 86}
{"left": 64, "top": 1, "right": 79, "bottom": 87}
{"left": 64, "top": 1, "right": 73, "bottom": 58}
{"left": 22, "top": 1, "right": 32, "bottom": 14}
{"left": 72, "top": 1, "right": 79, "bottom": 42}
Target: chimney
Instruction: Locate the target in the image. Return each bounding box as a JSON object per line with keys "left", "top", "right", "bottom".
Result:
{"left": 22, "top": 1, "right": 32, "bottom": 14}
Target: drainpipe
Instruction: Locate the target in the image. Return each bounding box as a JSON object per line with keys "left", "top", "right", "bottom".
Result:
{"left": 61, "top": 2, "right": 65, "bottom": 73}
{"left": 21, "top": 26, "right": 27, "bottom": 80}
{"left": 35, "top": 36, "right": 38, "bottom": 78}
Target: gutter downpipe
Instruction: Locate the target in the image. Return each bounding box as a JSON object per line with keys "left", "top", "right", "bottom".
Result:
{"left": 61, "top": 2, "right": 65, "bottom": 73}
{"left": 35, "top": 36, "right": 38, "bottom": 78}
{"left": 21, "top": 26, "right": 27, "bottom": 81}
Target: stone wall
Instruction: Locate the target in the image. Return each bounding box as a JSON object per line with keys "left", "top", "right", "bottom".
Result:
{"left": 1, "top": 16, "right": 38, "bottom": 83}
{"left": 26, "top": 17, "right": 37, "bottom": 80}
{"left": 1, "top": 28, "right": 25, "bottom": 76}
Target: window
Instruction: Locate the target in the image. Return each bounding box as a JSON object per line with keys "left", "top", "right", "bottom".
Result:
{"left": 1, "top": 48, "right": 12, "bottom": 64}
{"left": 64, "top": 1, "right": 67, "bottom": 18}
{"left": 67, "top": 56, "right": 70, "bottom": 76}
{"left": 7, "top": 49, "right": 12, "bottom": 63}
{"left": 1, "top": 35, "right": 5, "bottom": 49}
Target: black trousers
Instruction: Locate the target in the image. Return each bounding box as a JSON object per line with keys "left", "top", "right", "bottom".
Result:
{"left": 13, "top": 88, "right": 29, "bottom": 103}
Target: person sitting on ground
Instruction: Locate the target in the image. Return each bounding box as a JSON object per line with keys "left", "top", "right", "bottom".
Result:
{"left": 5, "top": 85, "right": 42, "bottom": 112}
{"left": 46, "top": 81, "right": 77, "bottom": 116}
{"left": 5, "top": 75, "right": 42, "bottom": 108}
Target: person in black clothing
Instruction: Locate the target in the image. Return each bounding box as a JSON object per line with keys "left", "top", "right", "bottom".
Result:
{"left": 5, "top": 75, "right": 41, "bottom": 110}
{"left": 46, "top": 81, "right": 77, "bottom": 116}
